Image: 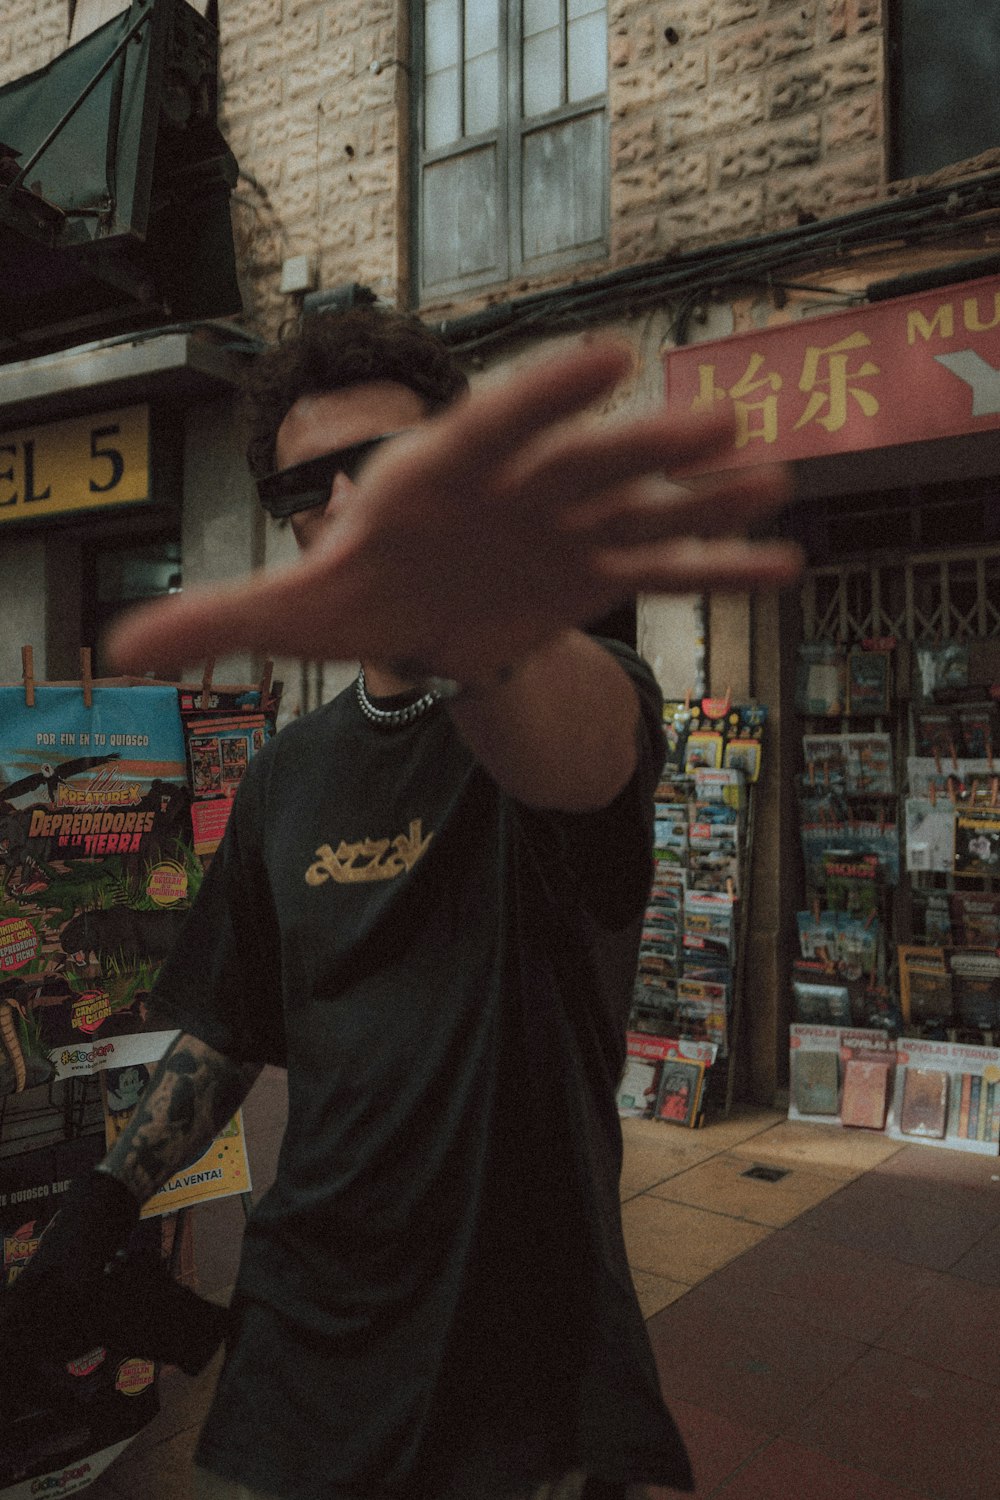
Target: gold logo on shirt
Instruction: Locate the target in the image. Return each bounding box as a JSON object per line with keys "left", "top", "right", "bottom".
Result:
{"left": 305, "top": 819, "right": 433, "bottom": 885}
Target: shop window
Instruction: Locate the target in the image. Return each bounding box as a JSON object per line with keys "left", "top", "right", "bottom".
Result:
{"left": 414, "top": 0, "right": 608, "bottom": 300}
{"left": 83, "top": 536, "right": 181, "bottom": 673}
{"left": 889, "top": 0, "right": 1000, "bottom": 177}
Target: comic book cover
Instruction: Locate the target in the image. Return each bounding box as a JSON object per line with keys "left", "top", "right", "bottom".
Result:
{"left": 0, "top": 686, "right": 194, "bottom": 1094}
{"left": 183, "top": 713, "right": 272, "bottom": 857}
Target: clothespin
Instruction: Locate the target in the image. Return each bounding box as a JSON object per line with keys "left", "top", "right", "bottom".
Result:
{"left": 947, "top": 776, "right": 958, "bottom": 806}
{"left": 929, "top": 780, "right": 937, "bottom": 807}
{"left": 21, "top": 645, "right": 34, "bottom": 707}
{"left": 949, "top": 739, "right": 958, "bottom": 771}
{"left": 200, "top": 659, "right": 215, "bottom": 711}
{"left": 725, "top": 877, "right": 735, "bottom": 900}
{"left": 988, "top": 733, "right": 995, "bottom": 774}
{"left": 80, "top": 647, "right": 93, "bottom": 710}
{"left": 808, "top": 760, "right": 816, "bottom": 788}
{"left": 933, "top": 745, "right": 942, "bottom": 774}
{"left": 811, "top": 897, "right": 821, "bottom": 922}
{"left": 992, "top": 777, "right": 999, "bottom": 809}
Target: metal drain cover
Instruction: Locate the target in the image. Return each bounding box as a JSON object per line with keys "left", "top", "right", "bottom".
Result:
{"left": 741, "top": 1164, "right": 790, "bottom": 1183}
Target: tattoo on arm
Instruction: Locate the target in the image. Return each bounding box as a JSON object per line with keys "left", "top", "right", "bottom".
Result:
{"left": 101, "top": 1033, "right": 262, "bottom": 1204}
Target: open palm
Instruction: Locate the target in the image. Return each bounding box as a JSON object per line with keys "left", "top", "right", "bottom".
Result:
{"left": 108, "top": 340, "right": 801, "bottom": 681}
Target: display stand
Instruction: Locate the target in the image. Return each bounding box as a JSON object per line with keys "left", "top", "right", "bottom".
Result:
{"left": 621, "top": 694, "right": 765, "bottom": 1126}
{"left": 0, "top": 648, "right": 277, "bottom": 1497}
{"left": 790, "top": 633, "right": 1000, "bottom": 1151}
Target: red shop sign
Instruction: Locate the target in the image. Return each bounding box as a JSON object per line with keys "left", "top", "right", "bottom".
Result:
{"left": 663, "top": 272, "right": 1000, "bottom": 470}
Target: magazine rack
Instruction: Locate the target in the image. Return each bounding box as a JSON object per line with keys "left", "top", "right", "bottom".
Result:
{"left": 624, "top": 695, "right": 766, "bottom": 1126}
{"left": 0, "top": 648, "right": 276, "bottom": 1496}
{"left": 790, "top": 634, "right": 1000, "bottom": 1152}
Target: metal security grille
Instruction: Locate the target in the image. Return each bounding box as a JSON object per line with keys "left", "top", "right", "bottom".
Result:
{"left": 802, "top": 547, "right": 1000, "bottom": 644}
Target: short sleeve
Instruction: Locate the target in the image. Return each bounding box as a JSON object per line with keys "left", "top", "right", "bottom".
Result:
{"left": 147, "top": 764, "right": 286, "bottom": 1066}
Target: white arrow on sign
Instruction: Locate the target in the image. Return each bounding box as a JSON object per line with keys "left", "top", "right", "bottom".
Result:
{"left": 934, "top": 350, "right": 1000, "bottom": 417}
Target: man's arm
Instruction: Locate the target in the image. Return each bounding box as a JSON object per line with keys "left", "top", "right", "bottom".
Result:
{"left": 445, "top": 628, "right": 642, "bottom": 812}
{"left": 101, "top": 1031, "right": 262, "bottom": 1204}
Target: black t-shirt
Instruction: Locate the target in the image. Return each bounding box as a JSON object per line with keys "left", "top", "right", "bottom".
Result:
{"left": 150, "top": 641, "right": 693, "bottom": 1498}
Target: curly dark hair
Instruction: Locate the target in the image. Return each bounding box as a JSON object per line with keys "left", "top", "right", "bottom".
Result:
{"left": 243, "top": 306, "right": 469, "bottom": 477}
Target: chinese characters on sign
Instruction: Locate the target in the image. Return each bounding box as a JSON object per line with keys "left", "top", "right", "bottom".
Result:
{"left": 666, "top": 275, "right": 1000, "bottom": 469}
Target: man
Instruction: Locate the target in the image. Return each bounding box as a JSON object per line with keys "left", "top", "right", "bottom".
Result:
{"left": 4, "top": 309, "right": 800, "bottom": 1499}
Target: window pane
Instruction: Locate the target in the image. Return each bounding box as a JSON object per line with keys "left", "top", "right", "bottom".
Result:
{"left": 464, "top": 0, "right": 498, "bottom": 59}
{"left": 567, "top": 0, "right": 601, "bottom": 18}
{"left": 523, "top": 0, "right": 560, "bottom": 36}
{"left": 892, "top": 0, "right": 1000, "bottom": 176}
{"left": 523, "top": 28, "right": 561, "bottom": 117}
{"left": 522, "top": 111, "right": 604, "bottom": 260}
{"left": 465, "top": 51, "right": 499, "bottom": 134}
{"left": 568, "top": 9, "right": 605, "bottom": 101}
{"left": 425, "top": 0, "right": 460, "bottom": 73}
{"left": 425, "top": 67, "right": 461, "bottom": 149}
{"left": 422, "top": 145, "right": 501, "bottom": 286}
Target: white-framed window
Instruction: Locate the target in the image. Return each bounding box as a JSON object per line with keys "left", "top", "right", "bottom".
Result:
{"left": 415, "top": 0, "right": 608, "bottom": 300}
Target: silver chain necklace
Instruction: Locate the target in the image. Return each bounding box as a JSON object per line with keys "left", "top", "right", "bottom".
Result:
{"left": 355, "top": 667, "right": 442, "bottom": 729}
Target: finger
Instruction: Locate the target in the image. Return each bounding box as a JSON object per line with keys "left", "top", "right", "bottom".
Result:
{"left": 507, "top": 402, "right": 749, "bottom": 506}
{"left": 106, "top": 537, "right": 365, "bottom": 673}
{"left": 566, "top": 463, "right": 793, "bottom": 547}
{"left": 595, "top": 537, "right": 805, "bottom": 595}
{"left": 389, "top": 338, "right": 636, "bottom": 487}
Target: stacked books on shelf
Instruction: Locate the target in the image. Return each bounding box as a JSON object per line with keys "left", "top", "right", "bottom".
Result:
{"left": 625, "top": 696, "right": 763, "bottom": 1121}
{"left": 788, "top": 1024, "right": 1000, "bottom": 1153}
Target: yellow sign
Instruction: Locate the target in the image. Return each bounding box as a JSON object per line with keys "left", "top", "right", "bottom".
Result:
{"left": 0, "top": 404, "right": 150, "bottom": 524}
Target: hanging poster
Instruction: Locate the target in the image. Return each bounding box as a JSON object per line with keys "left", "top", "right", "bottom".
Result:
{"left": 0, "top": 686, "right": 193, "bottom": 1094}
{"left": 103, "top": 1065, "right": 252, "bottom": 1216}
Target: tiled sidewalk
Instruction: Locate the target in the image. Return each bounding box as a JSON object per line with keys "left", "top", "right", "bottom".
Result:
{"left": 81, "top": 1083, "right": 1000, "bottom": 1499}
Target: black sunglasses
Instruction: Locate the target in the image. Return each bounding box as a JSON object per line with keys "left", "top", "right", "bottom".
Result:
{"left": 256, "top": 432, "right": 402, "bottom": 518}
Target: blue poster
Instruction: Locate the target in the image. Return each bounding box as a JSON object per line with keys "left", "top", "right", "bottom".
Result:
{"left": 0, "top": 686, "right": 193, "bottom": 1089}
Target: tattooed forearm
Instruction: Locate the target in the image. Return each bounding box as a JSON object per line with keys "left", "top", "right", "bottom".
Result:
{"left": 99, "top": 1033, "right": 262, "bottom": 1205}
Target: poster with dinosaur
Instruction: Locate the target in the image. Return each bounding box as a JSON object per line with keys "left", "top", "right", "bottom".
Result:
{"left": 0, "top": 685, "right": 195, "bottom": 1094}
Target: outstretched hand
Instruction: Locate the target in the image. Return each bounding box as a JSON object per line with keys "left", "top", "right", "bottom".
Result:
{"left": 107, "top": 339, "right": 802, "bottom": 681}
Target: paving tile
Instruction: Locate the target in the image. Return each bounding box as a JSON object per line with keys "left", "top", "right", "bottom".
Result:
{"left": 632, "top": 1266, "right": 690, "bottom": 1319}
{"left": 948, "top": 1220, "right": 1000, "bottom": 1287}
{"left": 728, "top": 1119, "right": 904, "bottom": 1178}
{"left": 645, "top": 1398, "right": 771, "bottom": 1498}
{"left": 871, "top": 1141, "right": 1000, "bottom": 1200}
{"left": 792, "top": 1170, "right": 1000, "bottom": 1271}
{"left": 645, "top": 1276, "right": 869, "bottom": 1432}
{"left": 710, "top": 1437, "right": 930, "bottom": 1499}
{"left": 785, "top": 1346, "right": 1000, "bottom": 1500}
{"left": 648, "top": 1153, "right": 846, "bottom": 1227}
{"left": 622, "top": 1194, "right": 772, "bottom": 1284}
{"left": 876, "top": 1274, "right": 1000, "bottom": 1387}
{"left": 702, "top": 1225, "right": 946, "bottom": 1341}
{"left": 620, "top": 1134, "right": 716, "bottom": 1201}
{"left": 690, "top": 1105, "right": 787, "bottom": 1149}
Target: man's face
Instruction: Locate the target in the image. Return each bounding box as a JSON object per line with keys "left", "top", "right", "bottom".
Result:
{"left": 274, "top": 380, "right": 429, "bottom": 552}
